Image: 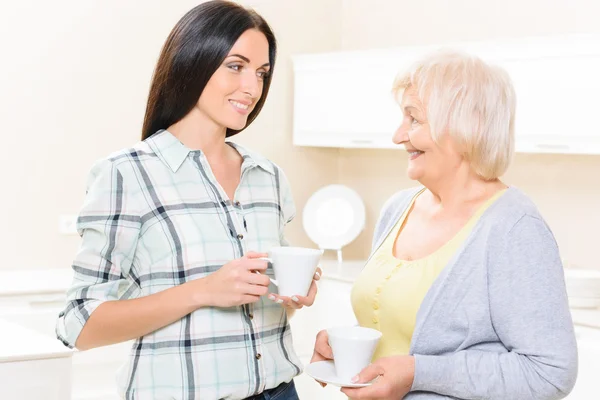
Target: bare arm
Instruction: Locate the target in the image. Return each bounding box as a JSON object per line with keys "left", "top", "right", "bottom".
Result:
{"left": 76, "top": 279, "right": 203, "bottom": 350}
{"left": 74, "top": 253, "right": 270, "bottom": 350}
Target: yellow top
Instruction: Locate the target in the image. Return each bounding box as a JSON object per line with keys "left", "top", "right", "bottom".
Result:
{"left": 351, "top": 188, "right": 506, "bottom": 360}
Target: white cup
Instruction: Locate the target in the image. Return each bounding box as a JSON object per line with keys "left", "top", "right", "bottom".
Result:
{"left": 260, "top": 246, "right": 323, "bottom": 297}
{"left": 327, "top": 326, "right": 382, "bottom": 381}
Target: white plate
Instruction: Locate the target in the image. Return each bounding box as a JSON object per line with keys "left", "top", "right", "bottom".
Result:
{"left": 304, "top": 361, "right": 374, "bottom": 388}
{"left": 302, "top": 185, "right": 366, "bottom": 250}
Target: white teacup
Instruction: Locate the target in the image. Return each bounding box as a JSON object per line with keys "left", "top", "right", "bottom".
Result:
{"left": 261, "top": 246, "right": 323, "bottom": 297}
{"left": 327, "top": 326, "right": 382, "bottom": 381}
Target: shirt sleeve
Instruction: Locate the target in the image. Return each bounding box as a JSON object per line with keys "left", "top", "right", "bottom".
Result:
{"left": 56, "top": 158, "right": 141, "bottom": 348}
{"left": 410, "top": 215, "right": 578, "bottom": 399}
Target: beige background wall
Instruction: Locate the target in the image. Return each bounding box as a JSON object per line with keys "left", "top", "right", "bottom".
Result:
{"left": 0, "top": 0, "right": 340, "bottom": 271}
{"left": 1, "top": 0, "right": 598, "bottom": 271}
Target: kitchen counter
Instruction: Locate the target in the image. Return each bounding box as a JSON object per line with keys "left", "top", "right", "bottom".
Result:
{"left": 0, "top": 318, "right": 73, "bottom": 400}
{"left": 571, "top": 308, "right": 600, "bottom": 330}
{"left": 0, "top": 318, "right": 73, "bottom": 363}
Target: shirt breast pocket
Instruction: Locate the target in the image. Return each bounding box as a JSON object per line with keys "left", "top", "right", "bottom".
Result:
{"left": 242, "top": 203, "right": 283, "bottom": 251}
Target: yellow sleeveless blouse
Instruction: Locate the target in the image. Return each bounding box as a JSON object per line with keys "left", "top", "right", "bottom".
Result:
{"left": 351, "top": 189, "right": 506, "bottom": 360}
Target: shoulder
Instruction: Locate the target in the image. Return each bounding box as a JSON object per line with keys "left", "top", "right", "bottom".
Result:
{"left": 91, "top": 139, "right": 155, "bottom": 171}
{"left": 484, "top": 187, "right": 552, "bottom": 234}
{"left": 481, "top": 187, "right": 559, "bottom": 259}
{"left": 84, "top": 140, "right": 154, "bottom": 187}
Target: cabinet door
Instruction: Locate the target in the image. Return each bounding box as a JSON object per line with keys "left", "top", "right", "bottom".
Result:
{"left": 293, "top": 50, "right": 418, "bottom": 149}
{"left": 0, "top": 357, "right": 72, "bottom": 400}
{"left": 293, "top": 35, "right": 600, "bottom": 154}
{"left": 496, "top": 37, "right": 600, "bottom": 154}
{"left": 565, "top": 326, "right": 600, "bottom": 399}
{"left": 0, "top": 294, "right": 130, "bottom": 400}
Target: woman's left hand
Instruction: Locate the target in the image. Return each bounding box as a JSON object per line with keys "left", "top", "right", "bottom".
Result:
{"left": 268, "top": 267, "right": 322, "bottom": 309}
{"left": 341, "top": 355, "right": 415, "bottom": 400}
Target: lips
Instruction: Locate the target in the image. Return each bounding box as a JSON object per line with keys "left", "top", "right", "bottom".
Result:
{"left": 406, "top": 149, "right": 424, "bottom": 160}
{"left": 229, "top": 100, "right": 250, "bottom": 111}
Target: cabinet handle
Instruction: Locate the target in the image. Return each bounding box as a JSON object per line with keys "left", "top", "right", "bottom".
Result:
{"left": 535, "top": 143, "right": 571, "bottom": 151}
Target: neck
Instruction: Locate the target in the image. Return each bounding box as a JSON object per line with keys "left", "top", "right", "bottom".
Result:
{"left": 167, "top": 107, "right": 229, "bottom": 159}
{"left": 421, "top": 164, "right": 504, "bottom": 209}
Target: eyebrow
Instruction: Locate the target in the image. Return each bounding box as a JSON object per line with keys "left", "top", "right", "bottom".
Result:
{"left": 227, "top": 54, "right": 270, "bottom": 68}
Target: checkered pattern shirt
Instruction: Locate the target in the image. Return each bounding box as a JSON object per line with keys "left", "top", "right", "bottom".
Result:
{"left": 56, "top": 130, "right": 302, "bottom": 400}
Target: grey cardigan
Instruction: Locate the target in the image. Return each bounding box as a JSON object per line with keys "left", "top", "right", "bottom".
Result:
{"left": 371, "top": 187, "right": 578, "bottom": 400}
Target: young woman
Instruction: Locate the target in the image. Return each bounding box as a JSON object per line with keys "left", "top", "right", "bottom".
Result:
{"left": 56, "top": 2, "right": 319, "bottom": 399}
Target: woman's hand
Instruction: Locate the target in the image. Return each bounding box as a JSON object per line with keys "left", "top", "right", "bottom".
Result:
{"left": 199, "top": 251, "right": 271, "bottom": 308}
{"left": 310, "top": 329, "right": 334, "bottom": 387}
{"left": 268, "top": 267, "right": 322, "bottom": 309}
{"left": 341, "top": 355, "right": 415, "bottom": 400}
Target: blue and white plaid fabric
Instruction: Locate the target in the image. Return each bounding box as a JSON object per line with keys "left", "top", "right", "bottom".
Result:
{"left": 56, "top": 130, "right": 301, "bottom": 399}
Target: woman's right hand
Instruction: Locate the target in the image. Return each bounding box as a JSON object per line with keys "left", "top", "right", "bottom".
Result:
{"left": 199, "top": 251, "right": 271, "bottom": 308}
{"left": 311, "top": 329, "right": 334, "bottom": 387}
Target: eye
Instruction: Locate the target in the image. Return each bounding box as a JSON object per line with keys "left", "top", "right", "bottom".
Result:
{"left": 257, "top": 70, "right": 270, "bottom": 80}
{"left": 227, "top": 64, "right": 243, "bottom": 72}
{"left": 410, "top": 116, "right": 420, "bottom": 126}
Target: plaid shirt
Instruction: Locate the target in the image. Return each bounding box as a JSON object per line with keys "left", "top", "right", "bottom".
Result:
{"left": 56, "top": 130, "right": 301, "bottom": 400}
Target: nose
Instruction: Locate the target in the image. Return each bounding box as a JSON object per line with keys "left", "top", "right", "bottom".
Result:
{"left": 241, "top": 70, "right": 261, "bottom": 99}
{"left": 392, "top": 118, "right": 410, "bottom": 145}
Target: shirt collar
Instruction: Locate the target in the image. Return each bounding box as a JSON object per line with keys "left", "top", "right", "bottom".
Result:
{"left": 146, "top": 130, "right": 191, "bottom": 173}
{"left": 145, "top": 130, "right": 275, "bottom": 176}
{"left": 227, "top": 141, "right": 275, "bottom": 176}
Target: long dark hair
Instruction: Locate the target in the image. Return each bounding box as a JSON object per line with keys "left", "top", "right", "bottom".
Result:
{"left": 141, "top": 0, "right": 277, "bottom": 140}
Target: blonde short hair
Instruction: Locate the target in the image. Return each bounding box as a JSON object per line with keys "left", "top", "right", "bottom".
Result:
{"left": 393, "top": 50, "right": 516, "bottom": 180}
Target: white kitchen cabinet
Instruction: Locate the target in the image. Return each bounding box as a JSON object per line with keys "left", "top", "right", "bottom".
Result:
{"left": 292, "top": 34, "right": 600, "bottom": 154}
{"left": 0, "top": 269, "right": 129, "bottom": 400}
{"left": 565, "top": 326, "right": 600, "bottom": 399}
{"left": 0, "top": 318, "right": 73, "bottom": 400}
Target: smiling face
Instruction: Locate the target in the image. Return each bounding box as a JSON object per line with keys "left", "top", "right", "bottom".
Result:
{"left": 392, "top": 86, "right": 464, "bottom": 184}
{"left": 195, "top": 29, "right": 271, "bottom": 131}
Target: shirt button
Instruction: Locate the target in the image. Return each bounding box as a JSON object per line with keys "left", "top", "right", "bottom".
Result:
{"left": 235, "top": 201, "right": 241, "bottom": 206}
{"left": 237, "top": 234, "right": 244, "bottom": 239}
{"left": 249, "top": 313, "right": 254, "bottom": 319}
{"left": 372, "top": 317, "right": 378, "bottom": 324}
{"left": 376, "top": 287, "right": 382, "bottom": 294}
{"left": 373, "top": 302, "right": 379, "bottom": 310}
{"left": 255, "top": 353, "right": 262, "bottom": 360}
{"left": 385, "top": 275, "right": 391, "bottom": 280}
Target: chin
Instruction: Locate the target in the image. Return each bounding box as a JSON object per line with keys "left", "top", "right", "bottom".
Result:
{"left": 406, "top": 168, "right": 423, "bottom": 181}
{"left": 226, "top": 117, "right": 249, "bottom": 131}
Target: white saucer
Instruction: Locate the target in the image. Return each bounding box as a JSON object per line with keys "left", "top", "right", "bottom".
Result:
{"left": 304, "top": 360, "right": 374, "bottom": 388}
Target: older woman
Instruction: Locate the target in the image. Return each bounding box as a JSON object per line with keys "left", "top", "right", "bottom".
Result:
{"left": 311, "top": 51, "right": 578, "bottom": 399}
